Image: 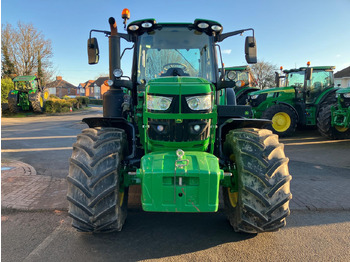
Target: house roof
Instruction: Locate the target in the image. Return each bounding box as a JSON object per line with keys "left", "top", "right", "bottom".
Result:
{"left": 334, "top": 66, "right": 350, "bottom": 78}
{"left": 46, "top": 78, "right": 77, "bottom": 89}
{"left": 94, "top": 77, "right": 109, "bottom": 86}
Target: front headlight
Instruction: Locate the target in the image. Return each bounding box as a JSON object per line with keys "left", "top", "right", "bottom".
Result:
{"left": 343, "top": 93, "right": 350, "bottom": 98}
{"left": 147, "top": 95, "right": 173, "bottom": 110}
{"left": 186, "top": 94, "right": 212, "bottom": 110}
{"left": 250, "top": 94, "right": 259, "bottom": 99}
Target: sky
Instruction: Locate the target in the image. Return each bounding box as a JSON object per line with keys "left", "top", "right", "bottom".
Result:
{"left": 1, "top": 0, "right": 350, "bottom": 86}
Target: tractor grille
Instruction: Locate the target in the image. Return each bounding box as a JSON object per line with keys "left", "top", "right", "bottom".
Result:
{"left": 340, "top": 95, "right": 350, "bottom": 108}
{"left": 148, "top": 119, "right": 211, "bottom": 142}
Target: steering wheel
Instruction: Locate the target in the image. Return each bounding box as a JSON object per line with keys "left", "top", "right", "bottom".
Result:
{"left": 162, "top": 63, "right": 188, "bottom": 71}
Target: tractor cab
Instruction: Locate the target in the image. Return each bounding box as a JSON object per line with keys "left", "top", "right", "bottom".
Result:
{"left": 13, "top": 75, "right": 40, "bottom": 90}
{"left": 285, "top": 66, "right": 335, "bottom": 104}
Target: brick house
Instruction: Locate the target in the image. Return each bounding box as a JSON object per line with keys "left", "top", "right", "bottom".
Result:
{"left": 80, "top": 77, "right": 109, "bottom": 99}
{"left": 46, "top": 76, "right": 77, "bottom": 98}
{"left": 334, "top": 66, "right": 350, "bottom": 88}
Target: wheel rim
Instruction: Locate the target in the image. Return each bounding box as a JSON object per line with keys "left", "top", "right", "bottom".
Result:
{"left": 272, "top": 112, "right": 291, "bottom": 132}
{"left": 44, "top": 91, "right": 49, "bottom": 100}
{"left": 40, "top": 97, "right": 44, "bottom": 107}
{"left": 228, "top": 188, "right": 238, "bottom": 207}
{"left": 335, "top": 125, "right": 348, "bottom": 132}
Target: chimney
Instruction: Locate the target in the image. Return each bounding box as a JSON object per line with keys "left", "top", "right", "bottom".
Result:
{"left": 56, "top": 76, "right": 63, "bottom": 81}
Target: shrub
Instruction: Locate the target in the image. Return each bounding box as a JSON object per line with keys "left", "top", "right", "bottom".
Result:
{"left": 45, "top": 98, "right": 73, "bottom": 113}
{"left": 77, "top": 96, "right": 89, "bottom": 106}
{"left": 1, "top": 78, "right": 14, "bottom": 103}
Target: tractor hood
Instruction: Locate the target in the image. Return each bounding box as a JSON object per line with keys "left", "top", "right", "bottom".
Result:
{"left": 336, "top": 87, "right": 350, "bottom": 94}
{"left": 146, "top": 77, "right": 213, "bottom": 95}
{"left": 249, "top": 86, "right": 295, "bottom": 96}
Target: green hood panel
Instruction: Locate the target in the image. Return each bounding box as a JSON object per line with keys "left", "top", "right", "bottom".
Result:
{"left": 249, "top": 86, "right": 295, "bottom": 95}
{"left": 336, "top": 87, "right": 350, "bottom": 94}
{"left": 147, "top": 77, "right": 213, "bottom": 95}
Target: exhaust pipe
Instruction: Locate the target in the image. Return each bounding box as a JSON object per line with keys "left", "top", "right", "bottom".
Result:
{"left": 108, "top": 17, "right": 121, "bottom": 87}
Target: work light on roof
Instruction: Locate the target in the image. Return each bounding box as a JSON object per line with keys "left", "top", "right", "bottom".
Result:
{"left": 128, "top": 25, "right": 139, "bottom": 31}
{"left": 197, "top": 22, "right": 209, "bottom": 29}
{"left": 211, "top": 25, "right": 222, "bottom": 32}
{"left": 141, "top": 22, "right": 153, "bottom": 28}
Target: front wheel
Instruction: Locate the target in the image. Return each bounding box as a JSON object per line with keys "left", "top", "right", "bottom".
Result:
{"left": 223, "top": 128, "right": 292, "bottom": 233}
{"left": 67, "top": 127, "right": 129, "bottom": 233}
{"left": 317, "top": 104, "right": 350, "bottom": 139}
{"left": 262, "top": 104, "right": 298, "bottom": 137}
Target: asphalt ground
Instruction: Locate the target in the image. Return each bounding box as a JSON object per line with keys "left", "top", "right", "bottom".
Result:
{"left": 2, "top": 114, "right": 350, "bottom": 212}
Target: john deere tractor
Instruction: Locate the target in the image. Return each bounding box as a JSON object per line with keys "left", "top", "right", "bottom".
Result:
{"left": 317, "top": 87, "right": 350, "bottom": 139}
{"left": 248, "top": 65, "right": 337, "bottom": 137}
{"left": 8, "top": 75, "right": 49, "bottom": 113}
{"left": 67, "top": 9, "right": 292, "bottom": 234}
{"left": 221, "top": 66, "right": 259, "bottom": 105}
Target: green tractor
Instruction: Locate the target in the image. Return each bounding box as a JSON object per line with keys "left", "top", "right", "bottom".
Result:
{"left": 221, "top": 66, "right": 259, "bottom": 105}
{"left": 317, "top": 87, "right": 350, "bottom": 139}
{"left": 8, "top": 75, "right": 49, "bottom": 113}
{"left": 248, "top": 65, "right": 337, "bottom": 137}
{"left": 67, "top": 9, "right": 292, "bottom": 234}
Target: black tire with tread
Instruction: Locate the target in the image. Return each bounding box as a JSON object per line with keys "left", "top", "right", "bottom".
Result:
{"left": 223, "top": 128, "right": 292, "bottom": 233}
{"left": 317, "top": 104, "right": 350, "bottom": 139}
{"left": 262, "top": 104, "right": 298, "bottom": 137}
{"left": 67, "top": 127, "right": 129, "bottom": 233}
{"left": 31, "top": 91, "right": 44, "bottom": 113}
{"left": 8, "top": 97, "right": 20, "bottom": 113}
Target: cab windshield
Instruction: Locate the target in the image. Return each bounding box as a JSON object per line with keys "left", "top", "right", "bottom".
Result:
{"left": 286, "top": 71, "right": 305, "bottom": 88}
{"left": 137, "top": 26, "right": 216, "bottom": 83}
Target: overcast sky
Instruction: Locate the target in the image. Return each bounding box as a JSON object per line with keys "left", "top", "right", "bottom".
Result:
{"left": 2, "top": 0, "right": 350, "bottom": 85}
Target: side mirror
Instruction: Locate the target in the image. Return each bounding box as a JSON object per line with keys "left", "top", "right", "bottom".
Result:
{"left": 245, "top": 36, "right": 257, "bottom": 64}
{"left": 275, "top": 72, "right": 280, "bottom": 87}
{"left": 305, "top": 67, "right": 313, "bottom": 80}
{"left": 88, "top": 38, "right": 99, "bottom": 65}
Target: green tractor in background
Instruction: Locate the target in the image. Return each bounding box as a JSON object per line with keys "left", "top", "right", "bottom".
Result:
{"left": 248, "top": 64, "right": 337, "bottom": 137}
{"left": 8, "top": 75, "right": 49, "bottom": 113}
{"left": 221, "top": 66, "right": 259, "bottom": 105}
{"left": 317, "top": 87, "right": 350, "bottom": 139}
{"left": 67, "top": 9, "right": 292, "bottom": 234}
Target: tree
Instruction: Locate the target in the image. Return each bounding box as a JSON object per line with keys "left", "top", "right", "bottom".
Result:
{"left": 250, "top": 60, "right": 277, "bottom": 89}
{"left": 1, "top": 22, "right": 53, "bottom": 84}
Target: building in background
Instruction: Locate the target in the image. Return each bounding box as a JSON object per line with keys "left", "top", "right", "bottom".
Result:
{"left": 46, "top": 76, "right": 77, "bottom": 98}
{"left": 80, "top": 77, "right": 109, "bottom": 99}
{"left": 334, "top": 66, "right": 350, "bottom": 88}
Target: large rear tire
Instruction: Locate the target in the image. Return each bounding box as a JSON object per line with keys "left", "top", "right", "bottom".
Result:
{"left": 8, "top": 97, "right": 20, "bottom": 113}
{"left": 262, "top": 104, "right": 297, "bottom": 137}
{"left": 31, "top": 91, "right": 44, "bottom": 113}
{"left": 317, "top": 104, "right": 350, "bottom": 139}
{"left": 223, "top": 128, "right": 292, "bottom": 233}
{"left": 67, "top": 127, "right": 129, "bottom": 233}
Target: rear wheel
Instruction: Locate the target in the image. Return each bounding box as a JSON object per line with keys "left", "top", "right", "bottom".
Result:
{"left": 317, "top": 104, "right": 350, "bottom": 139}
{"left": 31, "top": 91, "right": 45, "bottom": 113}
{"left": 67, "top": 127, "right": 129, "bottom": 233}
{"left": 8, "top": 97, "right": 20, "bottom": 113}
{"left": 262, "top": 104, "right": 297, "bottom": 137}
{"left": 223, "top": 128, "right": 292, "bottom": 233}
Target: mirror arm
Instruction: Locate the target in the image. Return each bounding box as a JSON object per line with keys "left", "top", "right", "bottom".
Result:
{"left": 89, "top": 30, "right": 132, "bottom": 43}
{"left": 217, "top": 28, "right": 254, "bottom": 42}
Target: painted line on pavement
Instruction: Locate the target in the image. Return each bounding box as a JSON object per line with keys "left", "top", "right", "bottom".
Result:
{"left": 284, "top": 139, "right": 350, "bottom": 146}
{"left": 2, "top": 135, "right": 76, "bottom": 141}
{"left": 23, "top": 224, "right": 63, "bottom": 262}
{"left": 2, "top": 147, "right": 72, "bottom": 153}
